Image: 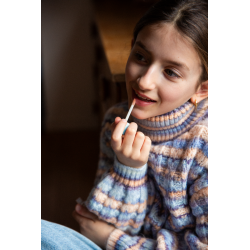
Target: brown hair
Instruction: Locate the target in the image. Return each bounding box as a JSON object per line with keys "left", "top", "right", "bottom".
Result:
{"left": 133, "top": 0, "right": 208, "bottom": 83}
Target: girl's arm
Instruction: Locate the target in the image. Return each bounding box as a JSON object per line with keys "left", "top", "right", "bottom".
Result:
{"left": 85, "top": 103, "right": 150, "bottom": 235}
{"left": 79, "top": 154, "right": 207, "bottom": 250}
{"left": 86, "top": 156, "right": 148, "bottom": 235}
{"left": 73, "top": 204, "right": 191, "bottom": 250}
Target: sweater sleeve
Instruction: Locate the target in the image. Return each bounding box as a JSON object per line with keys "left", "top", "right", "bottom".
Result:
{"left": 86, "top": 157, "right": 148, "bottom": 235}
{"left": 85, "top": 103, "right": 149, "bottom": 235}
{"left": 92, "top": 103, "right": 128, "bottom": 185}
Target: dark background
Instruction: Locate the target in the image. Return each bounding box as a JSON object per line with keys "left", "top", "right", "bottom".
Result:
{"left": 41, "top": 0, "right": 157, "bottom": 232}
{"left": 41, "top": 0, "right": 101, "bottom": 232}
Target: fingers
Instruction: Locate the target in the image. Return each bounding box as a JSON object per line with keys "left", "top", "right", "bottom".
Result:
{"left": 72, "top": 210, "right": 86, "bottom": 224}
{"left": 140, "top": 136, "right": 152, "bottom": 159}
{"left": 111, "top": 119, "right": 127, "bottom": 150}
{"left": 75, "top": 204, "right": 97, "bottom": 221}
{"left": 110, "top": 117, "right": 122, "bottom": 132}
{"left": 72, "top": 210, "right": 95, "bottom": 235}
{"left": 72, "top": 210, "right": 116, "bottom": 249}
{"left": 111, "top": 117, "right": 151, "bottom": 168}
{"left": 115, "top": 117, "right": 122, "bottom": 125}
{"left": 130, "top": 131, "right": 145, "bottom": 157}
{"left": 122, "top": 122, "right": 138, "bottom": 154}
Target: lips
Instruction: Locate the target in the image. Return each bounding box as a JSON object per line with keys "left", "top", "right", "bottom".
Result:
{"left": 133, "top": 89, "right": 156, "bottom": 102}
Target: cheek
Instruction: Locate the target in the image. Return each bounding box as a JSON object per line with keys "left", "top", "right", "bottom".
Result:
{"left": 159, "top": 83, "right": 195, "bottom": 104}
{"left": 159, "top": 85, "right": 184, "bottom": 103}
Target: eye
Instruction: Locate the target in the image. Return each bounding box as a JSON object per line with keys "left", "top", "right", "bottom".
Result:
{"left": 135, "top": 52, "right": 146, "bottom": 62}
{"left": 164, "top": 69, "right": 180, "bottom": 78}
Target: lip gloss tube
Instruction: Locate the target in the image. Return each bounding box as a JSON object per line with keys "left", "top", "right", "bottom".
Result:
{"left": 122, "top": 99, "right": 136, "bottom": 135}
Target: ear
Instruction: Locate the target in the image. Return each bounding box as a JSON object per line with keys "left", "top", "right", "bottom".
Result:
{"left": 190, "top": 80, "right": 208, "bottom": 104}
{"left": 131, "top": 38, "right": 135, "bottom": 49}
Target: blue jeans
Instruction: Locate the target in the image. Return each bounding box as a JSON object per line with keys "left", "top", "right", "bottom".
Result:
{"left": 41, "top": 220, "right": 102, "bottom": 250}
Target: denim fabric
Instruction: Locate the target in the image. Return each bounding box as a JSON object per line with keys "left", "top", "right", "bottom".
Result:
{"left": 41, "top": 220, "right": 102, "bottom": 250}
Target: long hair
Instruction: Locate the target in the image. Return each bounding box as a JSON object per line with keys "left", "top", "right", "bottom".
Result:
{"left": 133, "top": 0, "right": 208, "bottom": 82}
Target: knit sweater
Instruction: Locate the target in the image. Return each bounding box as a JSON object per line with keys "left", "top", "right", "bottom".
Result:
{"left": 86, "top": 98, "right": 208, "bottom": 250}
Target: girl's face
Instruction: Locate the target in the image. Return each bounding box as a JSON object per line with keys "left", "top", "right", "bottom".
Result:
{"left": 125, "top": 23, "right": 206, "bottom": 119}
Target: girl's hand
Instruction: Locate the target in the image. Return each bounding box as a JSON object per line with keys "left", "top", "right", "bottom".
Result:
{"left": 72, "top": 204, "right": 115, "bottom": 250}
{"left": 110, "top": 117, "right": 151, "bottom": 168}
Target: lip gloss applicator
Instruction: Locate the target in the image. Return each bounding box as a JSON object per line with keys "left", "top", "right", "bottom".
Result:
{"left": 122, "top": 99, "right": 136, "bottom": 135}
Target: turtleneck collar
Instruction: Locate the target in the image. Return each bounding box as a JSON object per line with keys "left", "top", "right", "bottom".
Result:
{"left": 132, "top": 98, "right": 208, "bottom": 143}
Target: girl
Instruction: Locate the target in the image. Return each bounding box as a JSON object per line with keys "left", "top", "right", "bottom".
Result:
{"left": 42, "top": 0, "right": 208, "bottom": 249}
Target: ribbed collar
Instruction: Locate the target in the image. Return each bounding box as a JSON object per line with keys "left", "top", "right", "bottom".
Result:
{"left": 132, "top": 98, "right": 208, "bottom": 143}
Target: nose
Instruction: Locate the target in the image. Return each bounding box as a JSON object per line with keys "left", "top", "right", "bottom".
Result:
{"left": 137, "top": 65, "right": 158, "bottom": 91}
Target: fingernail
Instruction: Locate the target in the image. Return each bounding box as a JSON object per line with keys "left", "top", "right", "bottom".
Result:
{"left": 121, "top": 119, "right": 127, "bottom": 123}
{"left": 76, "top": 204, "right": 82, "bottom": 213}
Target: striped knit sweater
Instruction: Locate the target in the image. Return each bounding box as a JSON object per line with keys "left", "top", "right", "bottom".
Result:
{"left": 86, "top": 98, "right": 208, "bottom": 250}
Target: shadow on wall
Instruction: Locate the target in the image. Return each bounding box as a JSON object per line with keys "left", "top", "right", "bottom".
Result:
{"left": 42, "top": 0, "right": 99, "bottom": 131}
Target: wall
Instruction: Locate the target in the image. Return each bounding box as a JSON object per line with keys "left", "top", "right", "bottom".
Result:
{"left": 42, "top": 0, "right": 99, "bottom": 131}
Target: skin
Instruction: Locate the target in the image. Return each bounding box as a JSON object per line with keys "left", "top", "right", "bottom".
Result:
{"left": 112, "top": 23, "right": 208, "bottom": 168}
{"left": 126, "top": 23, "right": 208, "bottom": 119}
{"left": 72, "top": 204, "right": 115, "bottom": 249}
{"left": 73, "top": 23, "right": 208, "bottom": 248}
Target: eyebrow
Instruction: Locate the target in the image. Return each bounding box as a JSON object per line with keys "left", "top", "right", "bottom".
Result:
{"left": 135, "top": 40, "right": 190, "bottom": 71}
{"left": 135, "top": 41, "right": 151, "bottom": 53}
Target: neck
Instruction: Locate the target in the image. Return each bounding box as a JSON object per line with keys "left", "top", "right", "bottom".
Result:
{"left": 132, "top": 99, "right": 208, "bottom": 143}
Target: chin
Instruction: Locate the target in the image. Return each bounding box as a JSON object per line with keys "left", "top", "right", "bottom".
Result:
{"left": 131, "top": 110, "right": 151, "bottom": 120}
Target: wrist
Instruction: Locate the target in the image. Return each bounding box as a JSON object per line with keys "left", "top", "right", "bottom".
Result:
{"left": 114, "top": 156, "right": 147, "bottom": 172}
{"left": 113, "top": 156, "right": 148, "bottom": 187}
{"left": 101, "top": 226, "right": 116, "bottom": 250}
{"left": 116, "top": 153, "right": 148, "bottom": 169}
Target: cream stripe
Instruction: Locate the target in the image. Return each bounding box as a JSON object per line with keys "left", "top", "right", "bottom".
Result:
{"left": 93, "top": 189, "right": 147, "bottom": 213}
{"left": 110, "top": 168, "right": 148, "bottom": 187}
{"left": 157, "top": 232, "right": 178, "bottom": 250}
{"left": 178, "top": 125, "right": 208, "bottom": 143}
{"left": 170, "top": 206, "right": 191, "bottom": 217}
{"left": 191, "top": 187, "right": 208, "bottom": 201}
{"left": 157, "top": 234, "right": 167, "bottom": 250}
{"left": 120, "top": 200, "right": 147, "bottom": 213}
{"left": 148, "top": 161, "right": 170, "bottom": 175}
{"left": 196, "top": 150, "right": 208, "bottom": 168}
{"left": 168, "top": 190, "right": 187, "bottom": 199}
{"left": 151, "top": 146, "right": 208, "bottom": 168}
{"left": 197, "top": 215, "right": 208, "bottom": 225}
{"left": 116, "top": 219, "right": 143, "bottom": 229}
{"left": 107, "top": 229, "right": 125, "bottom": 250}
{"left": 195, "top": 240, "right": 208, "bottom": 249}
{"left": 129, "top": 238, "right": 147, "bottom": 250}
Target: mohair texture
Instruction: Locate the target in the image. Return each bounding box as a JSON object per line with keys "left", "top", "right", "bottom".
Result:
{"left": 86, "top": 98, "right": 208, "bottom": 250}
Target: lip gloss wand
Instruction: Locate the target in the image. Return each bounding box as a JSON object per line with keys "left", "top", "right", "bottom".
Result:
{"left": 122, "top": 99, "right": 136, "bottom": 135}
